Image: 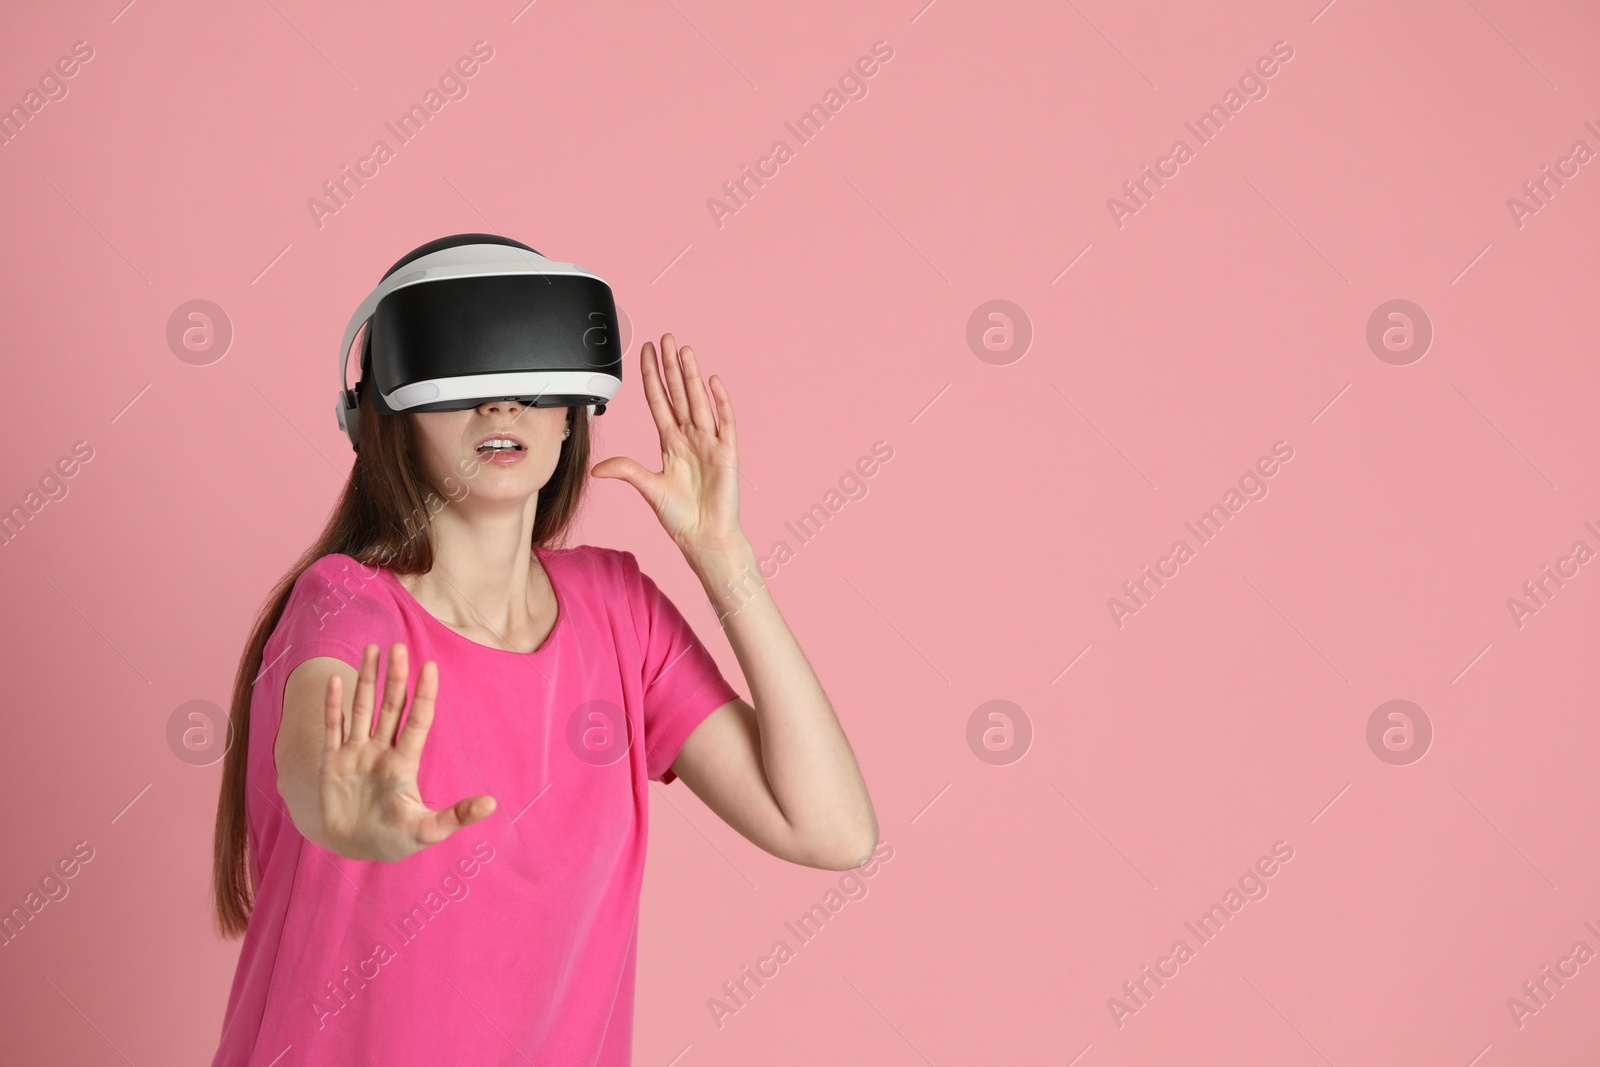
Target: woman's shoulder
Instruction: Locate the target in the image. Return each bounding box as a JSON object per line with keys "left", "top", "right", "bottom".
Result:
{"left": 293, "top": 552, "right": 393, "bottom": 594}
{"left": 544, "top": 542, "right": 641, "bottom": 586}
{"left": 281, "top": 552, "right": 404, "bottom": 625}
{"left": 259, "top": 553, "right": 407, "bottom": 670}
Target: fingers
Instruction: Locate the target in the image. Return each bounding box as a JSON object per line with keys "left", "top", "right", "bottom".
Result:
{"left": 349, "top": 644, "right": 380, "bottom": 742}
{"left": 322, "top": 672, "right": 345, "bottom": 757}
{"left": 709, "top": 374, "right": 737, "bottom": 452}
{"left": 642, "top": 334, "right": 725, "bottom": 446}
{"left": 373, "top": 650, "right": 417, "bottom": 744}
{"left": 589, "top": 455, "right": 667, "bottom": 506}
{"left": 393, "top": 658, "right": 438, "bottom": 762}
{"left": 677, "top": 343, "right": 718, "bottom": 438}
{"left": 656, "top": 333, "right": 692, "bottom": 424}
{"left": 374, "top": 643, "right": 409, "bottom": 742}
{"left": 639, "top": 339, "right": 680, "bottom": 435}
{"left": 415, "top": 795, "right": 497, "bottom": 847}
{"left": 350, "top": 643, "right": 415, "bottom": 746}
{"left": 459, "top": 795, "right": 496, "bottom": 827}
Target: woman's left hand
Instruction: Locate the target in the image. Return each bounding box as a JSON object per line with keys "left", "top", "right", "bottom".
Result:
{"left": 590, "top": 333, "right": 744, "bottom": 557}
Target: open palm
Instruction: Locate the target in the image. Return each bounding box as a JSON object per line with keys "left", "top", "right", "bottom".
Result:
{"left": 319, "top": 643, "right": 496, "bottom": 862}
{"left": 590, "top": 333, "right": 742, "bottom": 555}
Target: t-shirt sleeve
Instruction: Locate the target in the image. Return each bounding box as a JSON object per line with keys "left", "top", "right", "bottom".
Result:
{"left": 619, "top": 550, "right": 743, "bottom": 784}
{"left": 269, "top": 555, "right": 405, "bottom": 698}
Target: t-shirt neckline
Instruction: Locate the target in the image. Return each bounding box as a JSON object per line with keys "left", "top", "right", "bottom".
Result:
{"left": 380, "top": 544, "right": 565, "bottom": 657}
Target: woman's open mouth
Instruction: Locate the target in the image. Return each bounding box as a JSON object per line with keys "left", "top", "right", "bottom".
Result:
{"left": 475, "top": 438, "right": 527, "bottom": 464}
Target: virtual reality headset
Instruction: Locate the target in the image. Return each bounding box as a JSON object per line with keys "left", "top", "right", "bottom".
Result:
{"left": 336, "top": 233, "right": 622, "bottom": 452}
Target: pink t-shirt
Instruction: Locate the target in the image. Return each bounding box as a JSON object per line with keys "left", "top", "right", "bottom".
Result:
{"left": 210, "top": 544, "right": 741, "bottom": 1066}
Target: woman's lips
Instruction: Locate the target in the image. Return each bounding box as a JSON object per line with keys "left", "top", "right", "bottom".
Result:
{"left": 474, "top": 446, "right": 526, "bottom": 465}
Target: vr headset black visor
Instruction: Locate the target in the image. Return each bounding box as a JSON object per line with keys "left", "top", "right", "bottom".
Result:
{"left": 336, "top": 234, "right": 622, "bottom": 451}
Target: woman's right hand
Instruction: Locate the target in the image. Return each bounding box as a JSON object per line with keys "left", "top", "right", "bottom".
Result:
{"left": 317, "top": 642, "right": 496, "bottom": 862}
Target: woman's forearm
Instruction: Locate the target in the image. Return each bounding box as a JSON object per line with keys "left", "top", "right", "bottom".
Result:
{"left": 683, "top": 532, "right": 879, "bottom": 866}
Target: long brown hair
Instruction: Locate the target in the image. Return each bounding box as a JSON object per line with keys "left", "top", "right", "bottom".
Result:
{"left": 210, "top": 383, "right": 591, "bottom": 937}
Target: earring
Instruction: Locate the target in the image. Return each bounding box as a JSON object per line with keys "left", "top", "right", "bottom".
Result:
{"left": 563, "top": 426, "right": 570, "bottom": 439}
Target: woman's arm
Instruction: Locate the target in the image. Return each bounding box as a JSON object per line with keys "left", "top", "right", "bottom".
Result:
{"left": 277, "top": 656, "right": 361, "bottom": 850}
{"left": 669, "top": 535, "right": 878, "bottom": 871}
{"left": 590, "top": 332, "right": 877, "bottom": 872}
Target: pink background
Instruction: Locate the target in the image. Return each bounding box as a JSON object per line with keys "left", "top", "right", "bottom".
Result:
{"left": 1, "top": 0, "right": 1597, "bottom": 1063}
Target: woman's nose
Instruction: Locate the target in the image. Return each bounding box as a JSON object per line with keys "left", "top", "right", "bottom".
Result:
{"left": 477, "top": 398, "right": 524, "bottom": 413}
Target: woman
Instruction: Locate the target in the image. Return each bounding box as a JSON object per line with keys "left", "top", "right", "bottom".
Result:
{"left": 207, "top": 241, "right": 878, "bottom": 1064}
